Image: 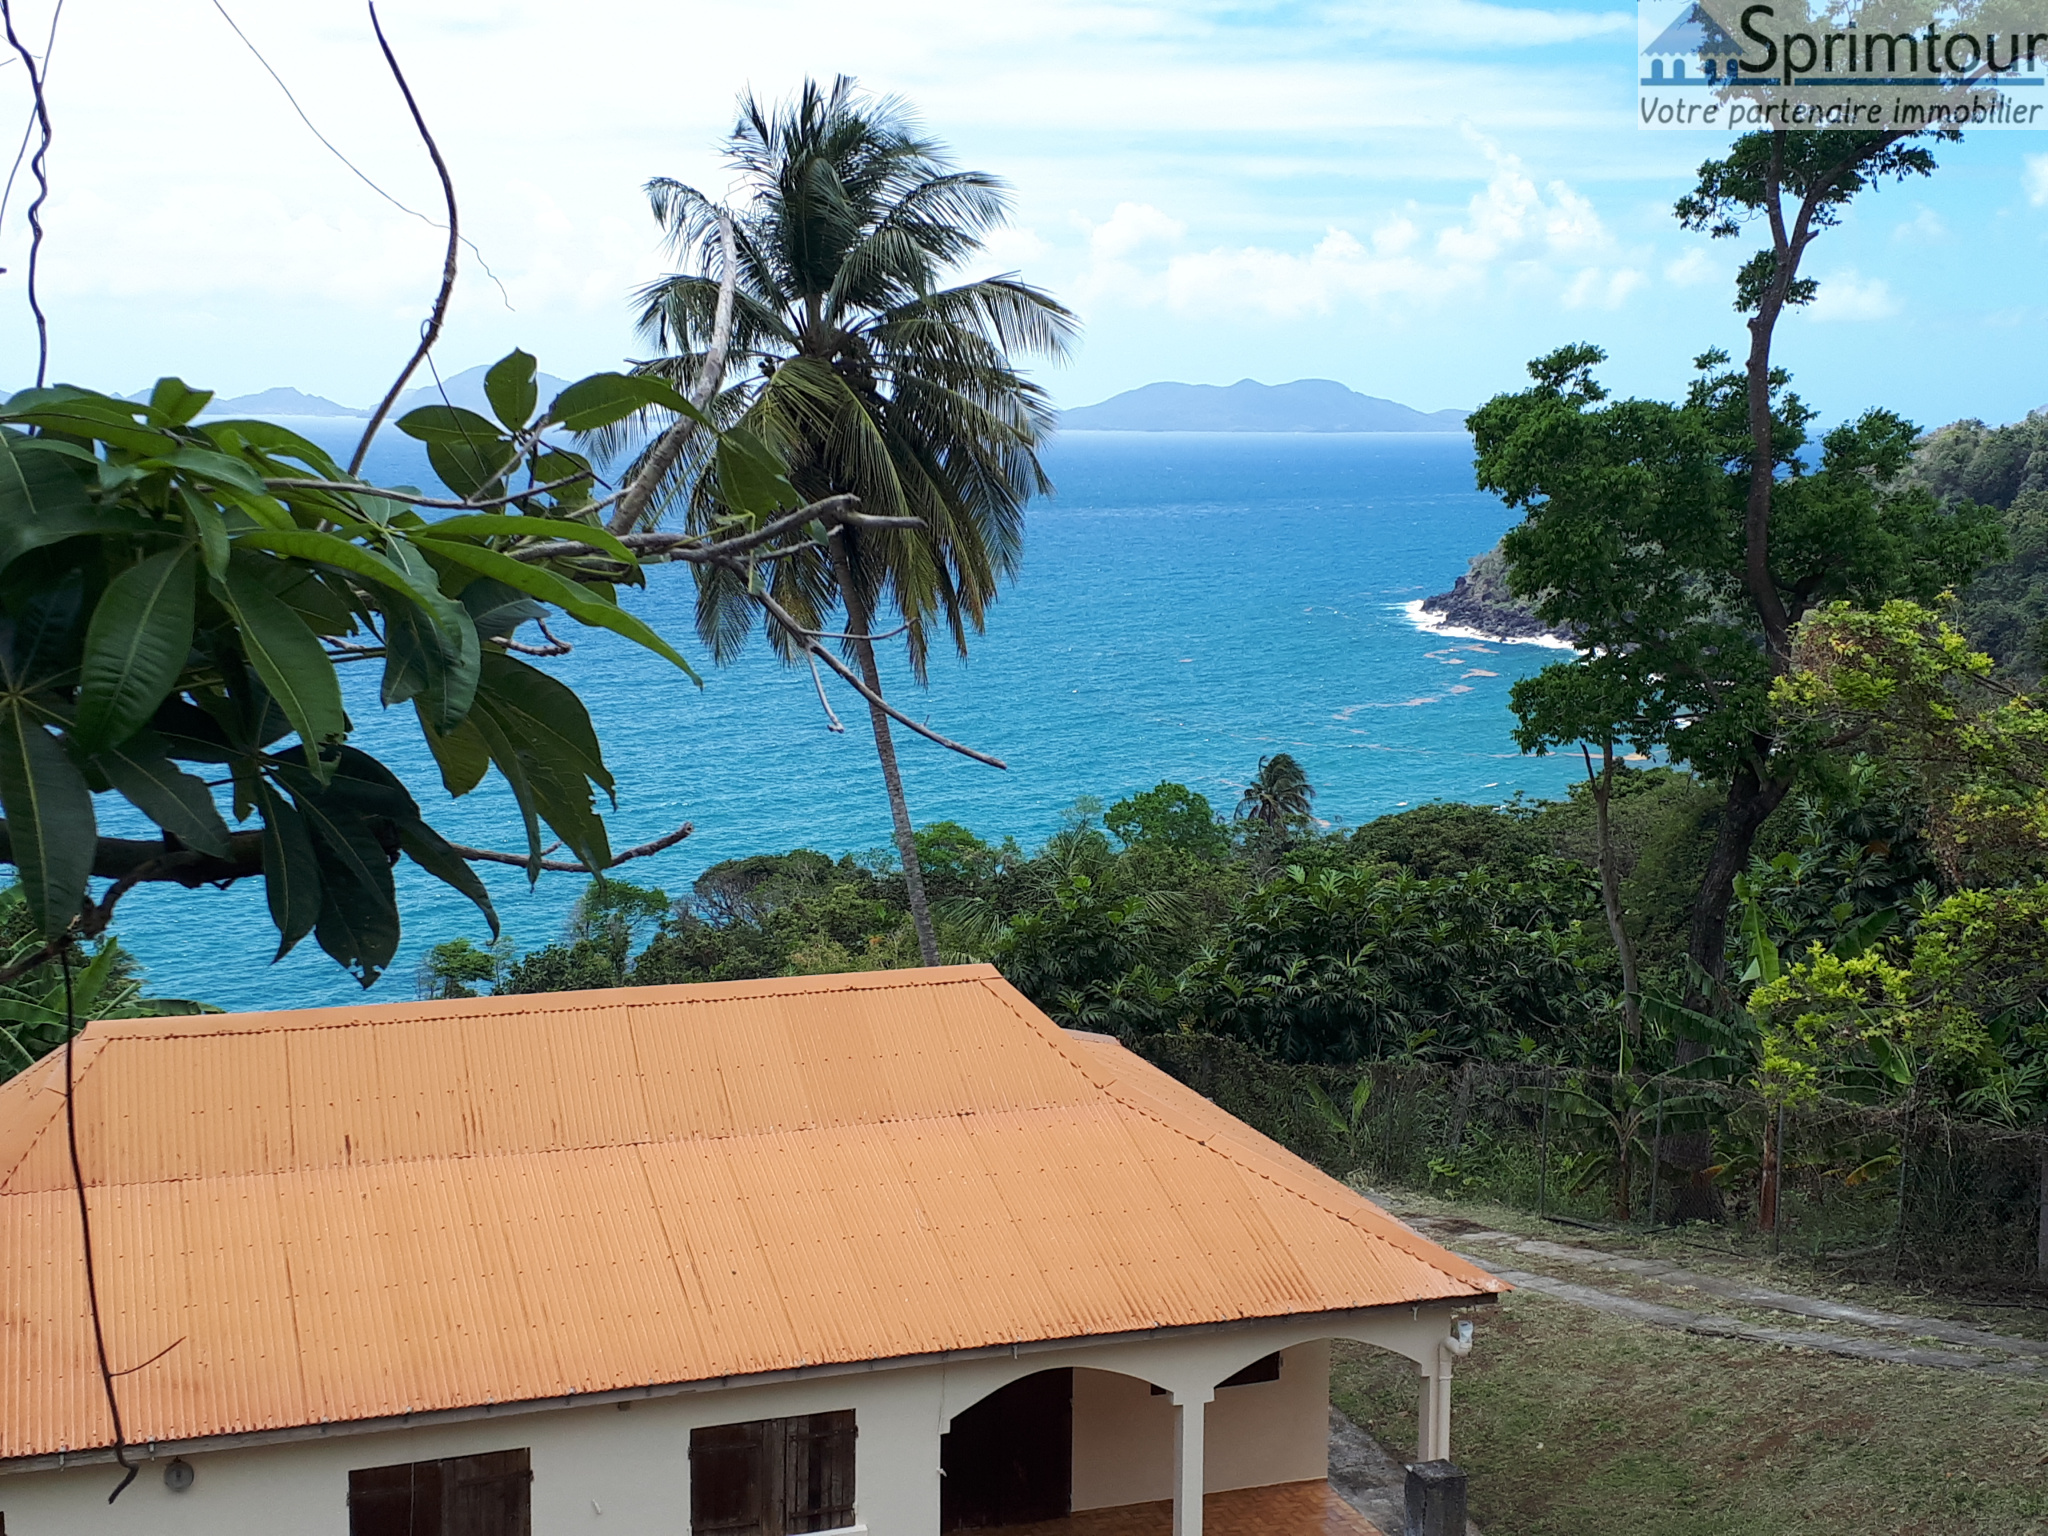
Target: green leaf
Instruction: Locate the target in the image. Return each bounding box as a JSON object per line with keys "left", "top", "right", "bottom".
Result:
{"left": 415, "top": 537, "right": 698, "bottom": 679}
{"left": 254, "top": 779, "right": 321, "bottom": 958}
{"left": 474, "top": 651, "right": 611, "bottom": 791}
{"left": 397, "top": 821, "right": 500, "bottom": 938}
{"left": 181, "top": 490, "right": 231, "bottom": 580}
{"left": 93, "top": 735, "right": 232, "bottom": 858}
{"left": 311, "top": 854, "right": 401, "bottom": 986}
{"left": 223, "top": 559, "right": 348, "bottom": 769}
{"left": 715, "top": 426, "right": 800, "bottom": 517}
{"left": 237, "top": 525, "right": 468, "bottom": 639}
{"left": 424, "top": 513, "right": 636, "bottom": 564}
{"left": 417, "top": 709, "right": 491, "bottom": 797}
{"left": 73, "top": 546, "right": 198, "bottom": 754}
{"left": 546, "top": 372, "right": 707, "bottom": 433}
{"left": 0, "top": 700, "right": 96, "bottom": 939}
{"left": 426, "top": 438, "right": 513, "bottom": 503}
{"left": 0, "top": 430, "right": 143, "bottom": 573}
{"left": 381, "top": 602, "right": 479, "bottom": 734}
{"left": 201, "top": 418, "right": 348, "bottom": 482}
{"left": 0, "top": 387, "right": 178, "bottom": 456}
{"left": 484, "top": 350, "right": 539, "bottom": 432}
{"left": 396, "top": 403, "right": 504, "bottom": 443}
{"left": 146, "top": 378, "right": 215, "bottom": 427}
{"left": 145, "top": 446, "right": 271, "bottom": 500}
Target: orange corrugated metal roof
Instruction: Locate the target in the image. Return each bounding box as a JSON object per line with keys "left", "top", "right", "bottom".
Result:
{"left": 0, "top": 965, "right": 1499, "bottom": 1460}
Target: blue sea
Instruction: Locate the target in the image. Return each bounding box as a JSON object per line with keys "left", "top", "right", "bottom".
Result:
{"left": 106, "top": 426, "right": 1586, "bottom": 1011}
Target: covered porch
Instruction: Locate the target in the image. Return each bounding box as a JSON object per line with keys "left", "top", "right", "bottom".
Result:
{"left": 936, "top": 1310, "right": 1474, "bottom": 1536}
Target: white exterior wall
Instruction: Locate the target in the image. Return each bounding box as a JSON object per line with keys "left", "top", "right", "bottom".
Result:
{"left": 1071, "top": 1340, "right": 1329, "bottom": 1510}
{"left": 0, "top": 1309, "right": 1459, "bottom": 1536}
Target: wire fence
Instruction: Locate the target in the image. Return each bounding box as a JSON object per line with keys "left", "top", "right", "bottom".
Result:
{"left": 1128, "top": 1033, "right": 2048, "bottom": 1288}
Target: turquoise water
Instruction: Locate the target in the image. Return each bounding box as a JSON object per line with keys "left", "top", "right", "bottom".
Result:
{"left": 108, "top": 427, "right": 1585, "bottom": 1011}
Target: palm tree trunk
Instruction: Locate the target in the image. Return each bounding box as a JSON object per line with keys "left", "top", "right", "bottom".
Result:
{"left": 828, "top": 533, "right": 941, "bottom": 966}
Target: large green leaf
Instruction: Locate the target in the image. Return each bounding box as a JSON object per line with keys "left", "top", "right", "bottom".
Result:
{"left": 484, "top": 350, "right": 539, "bottom": 432}
{"left": 201, "top": 419, "right": 349, "bottom": 483}
{"left": 0, "top": 431, "right": 148, "bottom": 573}
{"left": 546, "top": 372, "right": 708, "bottom": 433}
{"left": 73, "top": 546, "right": 198, "bottom": 754}
{"left": 416, "top": 537, "right": 698, "bottom": 678}
{"left": 417, "top": 709, "right": 491, "bottom": 797}
{"left": 396, "top": 821, "right": 500, "bottom": 938}
{"left": 0, "top": 388, "right": 179, "bottom": 456}
{"left": 239, "top": 525, "right": 468, "bottom": 643}
{"left": 475, "top": 651, "right": 611, "bottom": 792}
{"left": 223, "top": 560, "right": 347, "bottom": 769}
{"left": 466, "top": 699, "right": 588, "bottom": 877}
{"left": 94, "top": 734, "right": 232, "bottom": 858}
{"left": 0, "top": 700, "right": 96, "bottom": 939}
{"left": 146, "top": 377, "right": 214, "bottom": 427}
{"left": 396, "top": 403, "right": 503, "bottom": 443}
{"left": 381, "top": 602, "right": 479, "bottom": 734}
{"left": 715, "top": 426, "right": 800, "bottom": 518}
{"left": 254, "top": 779, "right": 321, "bottom": 958}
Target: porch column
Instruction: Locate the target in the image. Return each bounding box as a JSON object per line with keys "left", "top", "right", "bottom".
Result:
{"left": 1170, "top": 1390, "right": 1211, "bottom": 1536}
{"left": 1415, "top": 1360, "right": 1442, "bottom": 1463}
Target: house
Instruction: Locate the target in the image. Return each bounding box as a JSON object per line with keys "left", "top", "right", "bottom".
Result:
{"left": 0, "top": 965, "right": 1502, "bottom": 1535}
{"left": 1641, "top": 2, "right": 1744, "bottom": 82}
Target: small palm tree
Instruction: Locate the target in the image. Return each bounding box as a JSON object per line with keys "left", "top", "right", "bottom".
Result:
{"left": 1237, "top": 753, "right": 1315, "bottom": 830}
{"left": 631, "top": 77, "right": 1077, "bottom": 963}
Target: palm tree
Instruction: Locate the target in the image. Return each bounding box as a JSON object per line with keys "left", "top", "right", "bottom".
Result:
{"left": 629, "top": 77, "right": 1076, "bottom": 964}
{"left": 1237, "top": 754, "right": 1315, "bottom": 831}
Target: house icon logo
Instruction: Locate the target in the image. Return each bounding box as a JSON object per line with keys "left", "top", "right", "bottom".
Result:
{"left": 1641, "top": 2, "right": 1743, "bottom": 85}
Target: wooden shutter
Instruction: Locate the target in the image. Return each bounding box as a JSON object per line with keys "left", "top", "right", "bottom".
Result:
{"left": 348, "top": 1450, "right": 529, "bottom": 1536}
{"left": 692, "top": 1420, "right": 770, "bottom": 1536}
{"left": 448, "top": 1450, "right": 533, "bottom": 1536}
{"left": 783, "top": 1411, "right": 857, "bottom": 1534}
{"left": 693, "top": 1412, "right": 857, "bottom": 1536}
{"left": 349, "top": 1459, "right": 446, "bottom": 1536}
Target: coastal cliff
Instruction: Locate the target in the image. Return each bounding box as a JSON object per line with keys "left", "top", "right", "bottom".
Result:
{"left": 1419, "top": 546, "right": 1573, "bottom": 644}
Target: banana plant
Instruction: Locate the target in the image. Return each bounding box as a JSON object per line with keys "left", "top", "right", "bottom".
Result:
{"left": 0, "top": 351, "right": 807, "bottom": 984}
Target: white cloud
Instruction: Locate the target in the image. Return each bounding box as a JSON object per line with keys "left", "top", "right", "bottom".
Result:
{"left": 1663, "top": 248, "right": 1717, "bottom": 287}
{"left": 1563, "top": 266, "right": 1647, "bottom": 310}
{"left": 1893, "top": 206, "right": 1947, "bottom": 242}
{"left": 1325, "top": 1, "right": 1633, "bottom": 46}
{"left": 1435, "top": 145, "right": 1611, "bottom": 263}
{"left": 1803, "top": 270, "right": 1901, "bottom": 323}
{"left": 2027, "top": 155, "right": 2048, "bottom": 207}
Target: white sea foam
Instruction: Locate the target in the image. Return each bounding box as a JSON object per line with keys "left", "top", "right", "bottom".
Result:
{"left": 1399, "top": 599, "right": 1577, "bottom": 652}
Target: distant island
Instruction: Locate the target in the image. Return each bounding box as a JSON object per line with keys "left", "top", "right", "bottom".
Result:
{"left": 1061, "top": 378, "right": 1468, "bottom": 433}
{"left": 108, "top": 363, "right": 574, "bottom": 421}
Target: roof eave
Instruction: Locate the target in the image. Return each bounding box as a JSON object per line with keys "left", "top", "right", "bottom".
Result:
{"left": 0, "top": 1296, "right": 1497, "bottom": 1476}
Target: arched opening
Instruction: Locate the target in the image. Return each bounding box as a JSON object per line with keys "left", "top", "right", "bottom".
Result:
{"left": 1650, "top": 57, "right": 1665, "bottom": 80}
{"left": 1673, "top": 57, "right": 1688, "bottom": 79}
{"left": 941, "top": 1368, "right": 1074, "bottom": 1529}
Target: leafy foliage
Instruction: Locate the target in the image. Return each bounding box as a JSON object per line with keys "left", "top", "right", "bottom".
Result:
{"left": 0, "top": 358, "right": 789, "bottom": 981}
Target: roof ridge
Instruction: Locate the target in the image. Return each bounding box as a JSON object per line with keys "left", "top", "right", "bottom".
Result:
{"left": 76, "top": 965, "right": 1007, "bottom": 1043}
{"left": 992, "top": 997, "right": 1497, "bottom": 1297}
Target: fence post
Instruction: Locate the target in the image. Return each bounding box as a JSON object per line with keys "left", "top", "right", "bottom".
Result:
{"left": 1648, "top": 1080, "right": 1664, "bottom": 1229}
{"left": 1537, "top": 1068, "right": 1552, "bottom": 1219}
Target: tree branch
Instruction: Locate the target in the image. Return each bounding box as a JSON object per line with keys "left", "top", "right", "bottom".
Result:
{"left": 448, "top": 822, "right": 692, "bottom": 872}
{"left": 348, "top": 2, "right": 458, "bottom": 478}
{"left": 509, "top": 496, "right": 920, "bottom": 565}
{"left": 0, "top": 0, "right": 55, "bottom": 388}
{"left": 734, "top": 572, "right": 1008, "bottom": 769}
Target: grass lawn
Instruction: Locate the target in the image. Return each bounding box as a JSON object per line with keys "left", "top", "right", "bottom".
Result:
{"left": 1331, "top": 1290, "right": 2048, "bottom": 1536}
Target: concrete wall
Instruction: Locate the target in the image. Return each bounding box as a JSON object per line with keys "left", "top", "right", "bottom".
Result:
{"left": 1, "top": 1311, "right": 1451, "bottom": 1536}
{"left": 1071, "top": 1341, "right": 1329, "bottom": 1510}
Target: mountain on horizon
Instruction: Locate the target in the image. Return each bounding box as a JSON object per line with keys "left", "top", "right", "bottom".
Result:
{"left": 111, "top": 364, "right": 577, "bottom": 422}
{"left": 1062, "top": 378, "right": 1467, "bottom": 433}
{"left": 204, "top": 386, "right": 363, "bottom": 417}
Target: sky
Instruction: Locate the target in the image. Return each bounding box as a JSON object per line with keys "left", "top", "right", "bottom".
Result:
{"left": 1, "top": 0, "right": 2044, "bottom": 428}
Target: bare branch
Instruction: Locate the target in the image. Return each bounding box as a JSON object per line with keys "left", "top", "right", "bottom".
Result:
{"left": 808, "top": 652, "right": 847, "bottom": 733}
{"left": 501, "top": 618, "right": 572, "bottom": 657}
{"left": 737, "top": 575, "right": 1007, "bottom": 769}
{"left": 348, "top": 3, "right": 459, "bottom": 478}
{"left": 448, "top": 822, "right": 693, "bottom": 873}
{"left": 0, "top": 0, "right": 55, "bottom": 386}
{"left": 609, "top": 205, "right": 738, "bottom": 537}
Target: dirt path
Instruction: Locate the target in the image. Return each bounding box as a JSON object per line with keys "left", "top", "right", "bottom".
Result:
{"left": 1394, "top": 1207, "right": 2048, "bottom": 1377}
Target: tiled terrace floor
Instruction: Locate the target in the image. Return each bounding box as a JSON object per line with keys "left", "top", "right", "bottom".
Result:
{"left": 994, "top": 1479, "right": 1384, "bottom": 1536}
